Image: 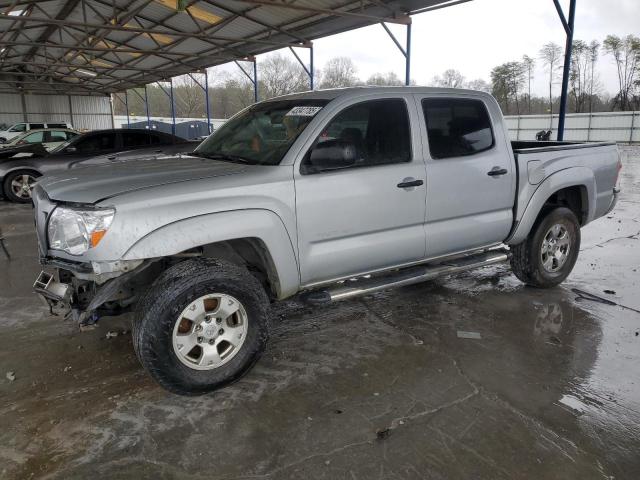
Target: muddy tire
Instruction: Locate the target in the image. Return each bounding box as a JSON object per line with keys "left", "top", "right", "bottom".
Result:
{"left": 133, "top": 258, "right": 269, "bottom": 395}
{"left": 3, "top": 169, "right": 41, "bottom": 203}
{"left": 510, "top": 207, "right": 580, "bottom": 288}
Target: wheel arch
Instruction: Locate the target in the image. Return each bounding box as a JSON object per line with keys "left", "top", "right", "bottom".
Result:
{"left": 507, "top": 167, "right": 595, "bottom": 245}
{"left": 121, "top": 209, "right": 300, "bottom": 299}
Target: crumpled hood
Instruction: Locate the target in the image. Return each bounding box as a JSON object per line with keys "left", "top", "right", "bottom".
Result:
{"left": 38, "top": 154, "right": 247, "bottom": 203}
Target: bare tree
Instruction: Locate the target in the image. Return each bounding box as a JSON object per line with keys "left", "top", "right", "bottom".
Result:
{"left": 366, "top": 71, "right": 403, "bottom": 86}
{"left": 490, "top": 62, "right": 525, "bottom": 114}
{"left": 539, "top": 42, "right": 563, "bottom": 124}
{"left": 465, "top": 78, "right": 491, "bottom": 93}
{"left": 174, "top": 75, "right": 204, "bottom": 117}
{"left": 522, "top": 55, "right": 535, "bottom": 113}
{"left": 603, "top": 34, "right": 640, "bottom": 110}
{"left": 258, "top": 53, "right": 309, "bottom": 99}
{"left": 319, "top": 57, "right": 360, "bottom": 88}
{"left": 431, "top": 69, "right": 465, "bottom": 88}
{"left": 587, "top": 40, "right": 600, "bottom": 113}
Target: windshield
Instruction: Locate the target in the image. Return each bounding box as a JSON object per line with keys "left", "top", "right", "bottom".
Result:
{"left": 195, "top": 99, "right": 329, "bottom": 165}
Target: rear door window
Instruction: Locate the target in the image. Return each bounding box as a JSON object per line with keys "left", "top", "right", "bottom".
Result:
{"left": 47, "top": 123, "right": 67, "bottom": 128}
{"left": 122, "top": 131, "right": 151, "bottom": 148}
{"left": 48, "top": 131, "right": 69, "bottom": 142}
{"left": 74, "top": 133, "right": 117, "bottom": 153}
{"left": 29, "top": 123, "right": 45, "bottom": 130}
{"left": 422, "top": 98, "right": 494, "bottom": 159}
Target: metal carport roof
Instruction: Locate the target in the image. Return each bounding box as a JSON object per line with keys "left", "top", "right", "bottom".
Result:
{"left": 0, "top": 0, "right": 467, "bottom": 95}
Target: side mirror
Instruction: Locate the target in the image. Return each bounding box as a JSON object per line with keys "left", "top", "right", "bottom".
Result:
{"left": 65, "top": 146, "right": 77, "bottom": 153}
{"left": 307, "top": 139, "right": 357, "bottom": 173}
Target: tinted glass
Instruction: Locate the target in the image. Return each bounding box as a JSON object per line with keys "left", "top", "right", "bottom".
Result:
{"left": 74, "top": 133, "right": 116, "bottom": 153}
{"left": 24, "top": 131, "right": 44, "bottom": 143}
{"left": 30, "top": 123, "right": 45, "bottom": 129}
{"left": 47, "top": 123, "right": 66, "bottom": 128}
{"left": 122, "top": 131, "right": 151, "bottom": 148}
{"left": 304, "top": 98, "right": 411, "bottom": 172}
{"left": 422, "top": 98, "right": 494, "bottom": 159}
{"left": 49, "top": 131, "right": 68, "bottom": 142}
{"left": 9, "top": 124, "right": 26, "bottom": 132}
{"left": 196, "top": 99, "right": 329, "bottom": 166}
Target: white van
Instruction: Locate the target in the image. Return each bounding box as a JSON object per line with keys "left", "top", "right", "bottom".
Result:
{"left": 0, "top": 122, "right": 72, "bottom": 143}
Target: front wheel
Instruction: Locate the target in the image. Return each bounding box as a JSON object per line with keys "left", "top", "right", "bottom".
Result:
{"left": 3, "top": 170, "right": 41, "bottom": 203}
{"left": 133, "top": 259, "right": 270, "bottom": 395}
{"left": 510, "top": 207, "right": 581, "bottom": 288}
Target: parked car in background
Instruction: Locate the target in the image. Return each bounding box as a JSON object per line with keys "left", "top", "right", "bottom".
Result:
{"left": 0, "top": 122, "right": 72, "bottom": 143}
{"left": 30, "top": 87, "right": 621, "bottom": 395}
{"left": 0, "top": 128, "right": 79, "bottom": 152}
{"left": 0, "top": 128, "right": 194, "bottom": 203}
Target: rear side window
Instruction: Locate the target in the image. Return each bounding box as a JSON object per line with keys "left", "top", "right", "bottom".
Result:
{"left": 48, "top": 131, "right": 69, "bottom": 142}
{"left": 122, "top": 131, "right": 151, "bottom": 148}
{"left": 30, "top": 123, "right": 45, "bottom": 130}
{"left": 75, "top": 133, "right": 116, "bottom": 153}
{"left": 422, "top": 98, "right": 494, "bottom": 159}
{"left": 47, "top": 123, "right": 67, "bottom": 128}
{"left": 304, "top": 98, "right": 411, "bottom": 173}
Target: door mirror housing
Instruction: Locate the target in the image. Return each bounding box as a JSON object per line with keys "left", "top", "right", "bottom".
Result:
{"left": 65, "top": 146, "right": 77, "bottom": 153}
{"left": 306, "top": 139, "right": 357, "bottom": 173}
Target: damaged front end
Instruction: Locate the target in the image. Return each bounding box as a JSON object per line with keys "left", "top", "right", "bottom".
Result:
{"left": 33, "top": 259, "right": 155, "bottom": 328}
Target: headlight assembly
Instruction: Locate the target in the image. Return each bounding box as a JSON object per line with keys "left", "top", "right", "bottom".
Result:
{"left": 48, "top": 207, "right": 115, "bottom": 255}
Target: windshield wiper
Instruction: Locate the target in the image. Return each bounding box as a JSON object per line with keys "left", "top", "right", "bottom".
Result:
{"left": 192, "top": 151, "right": 254, "bottom": 165}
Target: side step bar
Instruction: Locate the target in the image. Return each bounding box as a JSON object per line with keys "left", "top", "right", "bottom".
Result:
{"left": 304, "top": 249, "right": 509, "bottom": 305}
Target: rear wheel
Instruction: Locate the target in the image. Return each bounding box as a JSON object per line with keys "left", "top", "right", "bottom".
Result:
{"left": 3, "top": 170, "right": 41, "bottom": 203}
{"left": 510, "top": 207, "right": 580, "bottom": 288}
{"left": 133, "top": 258, "right": 270, "bottom": 395}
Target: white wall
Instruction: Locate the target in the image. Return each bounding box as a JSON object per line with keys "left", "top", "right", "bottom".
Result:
{"left": 505, "top": 111, "right": 640, "bottom": 143}
{"left": 113, "top": 115, "right": 226, "bottom": 130}
{"left": 0, "top": 93, "right": 113, "bottom": 130}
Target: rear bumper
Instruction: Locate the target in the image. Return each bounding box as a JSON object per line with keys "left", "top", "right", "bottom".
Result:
{"left": 604, "top": 187, "right": 620, "bottom": 216}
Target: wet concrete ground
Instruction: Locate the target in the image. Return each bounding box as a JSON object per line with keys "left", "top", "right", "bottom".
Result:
{"left": 0, "top": 146, "right": 639, "bottom": 480}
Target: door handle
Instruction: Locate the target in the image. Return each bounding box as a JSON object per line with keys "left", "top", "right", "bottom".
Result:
{"left": 487, "top": 167, "right": 508, "bottom": 176}
{"left": 397, "top": 179, "right": 424, "bottom": 188}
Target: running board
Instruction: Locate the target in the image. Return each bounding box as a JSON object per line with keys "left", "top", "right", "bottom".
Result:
{"left": 303, "top": 249, "right": 509, "bottom": 305}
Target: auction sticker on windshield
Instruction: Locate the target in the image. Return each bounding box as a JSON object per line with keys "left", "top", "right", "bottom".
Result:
{"left": 286, "top": 106, "right": 323, "bottom": 117}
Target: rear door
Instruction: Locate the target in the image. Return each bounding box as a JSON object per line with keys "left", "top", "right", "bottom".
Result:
{"left": 416, "top": 95, "right": 515, "bottom": 258}
{"left": 294, "top": 95, "right": 427, "bottom": 286}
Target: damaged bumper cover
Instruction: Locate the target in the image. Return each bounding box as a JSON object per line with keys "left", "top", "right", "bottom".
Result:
{"left": 34, "top": 259, "right": 153, "bottom": 326}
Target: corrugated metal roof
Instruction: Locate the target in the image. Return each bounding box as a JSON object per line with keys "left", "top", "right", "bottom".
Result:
{"left": 0, "top": 0, "right": 465, "bottom": 95}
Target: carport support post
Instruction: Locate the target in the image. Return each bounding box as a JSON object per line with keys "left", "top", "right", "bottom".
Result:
{"left": 144, "top": 85, "right": 150, "bottom": 129}
{"left": 289, "top": 43, "right": 314, "bottom": 90}
{"left": 555, "top": 0, "right": 576, "bottom": 141}
{"left": 170, "top": 78, "right": 176, "bottom": 136}
{"left": 405, "top": 23, "right": 412, "bottom": 86}
{"left": 124, "top": 90, "right": 130, "bottom": 128}
{"left": 253, "top": 59, "right": 258, "bottom": 103}
{"left": 205, "top": 69, "right": 211, "bottom": 133}
{"left": 380, "top": 18, "right": 412, "bottom": 86}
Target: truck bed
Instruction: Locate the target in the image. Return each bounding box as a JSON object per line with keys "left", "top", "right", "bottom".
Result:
{"left": 511, "top": 140, "right": 615, "bottom": 153}
{"left": 509, "top": 140, "right": 620, "bottom": 242}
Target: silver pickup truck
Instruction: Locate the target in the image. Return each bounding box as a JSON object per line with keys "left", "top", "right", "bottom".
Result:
{"left": 31, "top": 87, "right": 621, "bottom": 395}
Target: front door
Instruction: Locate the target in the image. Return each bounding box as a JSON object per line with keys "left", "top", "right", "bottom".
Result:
{"left": 416, "top": 95, "right": 516, "bottom": 258}
{"left": 294, "top": 96, "right": 427, "bottom": 286}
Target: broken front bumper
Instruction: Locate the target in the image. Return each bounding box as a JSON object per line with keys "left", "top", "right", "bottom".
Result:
{"left": 33, "top": 260, "right": 154, "bottom": 327}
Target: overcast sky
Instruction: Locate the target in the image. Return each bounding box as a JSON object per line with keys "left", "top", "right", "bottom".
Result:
{"left": 220, "top": 0, "right": 638, "bottom": 97}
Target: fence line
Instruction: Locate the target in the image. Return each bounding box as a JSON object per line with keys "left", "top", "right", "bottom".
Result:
{"left": 504, "top": 111, "right": 639, "bottom": 143}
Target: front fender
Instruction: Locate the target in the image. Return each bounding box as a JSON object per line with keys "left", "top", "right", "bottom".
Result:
{"left": 122, "top": 209, "right": 300, "bottom": 299}
{"left": 507, "top": 167, "right": 595, "bottom": 245}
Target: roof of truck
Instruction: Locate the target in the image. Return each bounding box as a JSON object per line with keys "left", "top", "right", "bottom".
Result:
{"left": 268, "top": 86, "right": 493, "bottom": 102}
